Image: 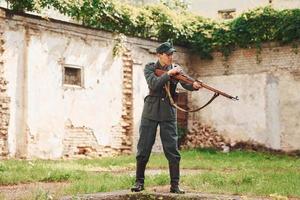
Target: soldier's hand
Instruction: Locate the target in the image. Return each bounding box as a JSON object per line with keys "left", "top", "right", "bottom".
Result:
{"left": 167, "top": 67, "right": 182, "bottom": 76}
{"left": 193, "top": 81, "right": 202, "bottom": 90}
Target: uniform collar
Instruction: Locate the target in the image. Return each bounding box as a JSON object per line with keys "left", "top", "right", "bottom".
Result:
{"left": 156, "top": 61, "right": 172, "bottom": 70}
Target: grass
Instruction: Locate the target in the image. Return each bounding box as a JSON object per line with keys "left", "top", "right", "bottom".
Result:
{"left": 0, "top": 149, "right": 299, "bottom": 199}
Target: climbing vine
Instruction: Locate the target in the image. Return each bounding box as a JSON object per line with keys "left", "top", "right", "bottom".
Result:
{"left": 5, "top": 0, "right": 300, "bottom": 59}
{"left": 113, "top": 34, "right": 127, "bottom": 57}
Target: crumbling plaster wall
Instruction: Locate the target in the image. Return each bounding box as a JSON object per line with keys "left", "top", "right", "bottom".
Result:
{"left": 0, "top": 10, "right": 10, "bottom": 157}
{"left": 0, "top": 8, "right": 138, "bottom": 158}
{"left": 1, "top": 7, "right": 299, "bottom": 159}
{"left": 0, "top": 8, "right": 191, "bottom": 158}
{"left": 188, "top": 44, "right": 300, "bottom": 151}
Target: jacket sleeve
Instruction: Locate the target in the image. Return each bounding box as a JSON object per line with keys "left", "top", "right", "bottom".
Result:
{"left": 180, "top": 81, "right": 195, "bottom": 91}
{"left": 144, "top": 63, "right": 170, "bottom": 91}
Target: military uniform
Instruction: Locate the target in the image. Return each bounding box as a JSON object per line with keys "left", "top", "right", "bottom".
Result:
{"left": 137, "top": 61, "right": 195, "bottom": 164}
{"left": 131, "top": 56, "right": 196, "bottom": 193}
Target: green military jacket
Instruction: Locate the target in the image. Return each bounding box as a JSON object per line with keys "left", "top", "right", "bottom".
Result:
{"left": 141, "top": 61, "right": 195, "bottom": 121}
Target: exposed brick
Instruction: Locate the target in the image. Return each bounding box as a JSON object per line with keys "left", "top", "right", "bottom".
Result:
{"left": 193, "top": 43, "right": 300, "bottom": 77}
{"left": 62, "top": 123, "right": 113, "bottom": 158}
{"left": 117, "top": 48, "right": 134, "bottom": 154}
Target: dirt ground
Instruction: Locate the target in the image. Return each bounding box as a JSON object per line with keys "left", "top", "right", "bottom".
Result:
{"left": 0, "top": 169, "right": 207, "bottom": 200}
{"left": 0, "top": 182, "right": 69, "bottom": 200}
{"left": 0, "top": 183, "right": 258, "bottom": 200}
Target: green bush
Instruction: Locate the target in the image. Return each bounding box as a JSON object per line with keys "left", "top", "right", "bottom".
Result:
{"left": 5, "top": 0, "right": 300, "bottom": 59}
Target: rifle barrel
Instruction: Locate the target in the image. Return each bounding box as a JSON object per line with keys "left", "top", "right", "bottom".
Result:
{"left": 199, "top": 81, "right": 239, "bottom": 100}
{"left": 155, "top": 68, "right": 239, "bottom": 101}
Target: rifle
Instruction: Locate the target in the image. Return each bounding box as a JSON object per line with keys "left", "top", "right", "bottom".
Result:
{"left": 155, "top": 68, "right": 239, "bottom": 101}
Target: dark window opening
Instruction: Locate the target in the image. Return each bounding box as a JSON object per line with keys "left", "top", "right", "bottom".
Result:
{"left": 63, "top": 65, "right": 83, "bottom": 87}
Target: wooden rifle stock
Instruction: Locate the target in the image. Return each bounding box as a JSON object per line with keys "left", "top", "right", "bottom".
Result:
{"left": 155, "top": 69, "right": 239, "bottom": 101}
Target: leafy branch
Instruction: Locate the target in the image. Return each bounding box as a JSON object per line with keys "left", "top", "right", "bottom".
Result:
{"left": 5, "top": 0, "right": 300, "bottom": 59}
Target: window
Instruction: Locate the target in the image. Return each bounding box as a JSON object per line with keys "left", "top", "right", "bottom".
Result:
{"left": 62, "top": 64, "right": 84, "bottom": 87}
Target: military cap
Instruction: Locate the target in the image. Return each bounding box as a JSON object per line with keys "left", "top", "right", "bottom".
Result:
{"left": 156, "top": 42, "right": 176, "bottom": 54}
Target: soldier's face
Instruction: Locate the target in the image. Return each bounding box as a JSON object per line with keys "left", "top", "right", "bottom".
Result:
{"left": 158, "top": 52, "right": 173, "bottom": 67}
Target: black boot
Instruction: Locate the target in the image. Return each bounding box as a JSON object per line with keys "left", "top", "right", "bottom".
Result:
{"left": 169, "top": 163, "right": 185, "bottom": 194}
{"left": 131, "top": 161, "right": 146, "bottom": 192}
{"left": 131, "top": 182, "right": 144, "bottom": 192}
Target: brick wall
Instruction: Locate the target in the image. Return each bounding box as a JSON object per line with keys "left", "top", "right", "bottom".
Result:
{"left": 119, "top": 49, "right": 134, "bottom": 154}
{"left": 190, "top": 43, "right": 300, "bottom": 77}
{"left": 63, "top": 121, "right": 119, "bottom": 158}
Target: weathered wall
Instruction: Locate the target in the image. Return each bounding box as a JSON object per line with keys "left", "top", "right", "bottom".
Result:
{"left": 0, "top": 8, "right": 190, "bottom": 159}
{"left": 0, "top": 11, "right": 10, "bottom": 157}
{"left": 188, "top": 44, "right": 300, "bottom": 151}
{"left": 1, "top": 7, "right": 299, "bottom": 159}
{"left": 0, "top": 9, "right": 141, "bottom": 158}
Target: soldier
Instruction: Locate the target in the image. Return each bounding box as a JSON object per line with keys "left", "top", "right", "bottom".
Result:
{"left": 131, "top": 41, "right": 202, "bottom": 194}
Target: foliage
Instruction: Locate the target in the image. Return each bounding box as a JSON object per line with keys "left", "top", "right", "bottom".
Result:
{"left": 5, "top": 0, "right": 300, "bottom": 59}
{"left": 113, "top": 33, "right": 128, "bottom": 56}
{"left": 275, "top": 9, "right": 300, "bottom": 43}
{"left": 160, "top": 0, "right": 190, "bottom": 11}
{"left": 6, "top": 0, "right": 36, "bottom": 12}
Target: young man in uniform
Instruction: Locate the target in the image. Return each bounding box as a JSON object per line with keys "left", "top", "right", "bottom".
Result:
{"left": 131, "top": 41, "right": 202, "bottom": 194}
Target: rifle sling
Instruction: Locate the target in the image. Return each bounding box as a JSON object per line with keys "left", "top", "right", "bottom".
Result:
{"left": 165, "top": 82, "right": 219, "bottom": 113}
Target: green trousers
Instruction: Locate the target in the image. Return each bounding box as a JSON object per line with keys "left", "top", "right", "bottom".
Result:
{"left": 136, "top": 117, "right": 181, "bottom": 165}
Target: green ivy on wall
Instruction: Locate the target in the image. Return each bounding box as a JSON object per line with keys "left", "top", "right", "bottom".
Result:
{"left": 5, "top": 0, "right": 300, "bottom": 59}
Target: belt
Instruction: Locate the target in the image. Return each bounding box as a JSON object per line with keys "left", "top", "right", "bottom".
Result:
{"left": 148, "top": 90, "right": 166, "bottom": 98}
